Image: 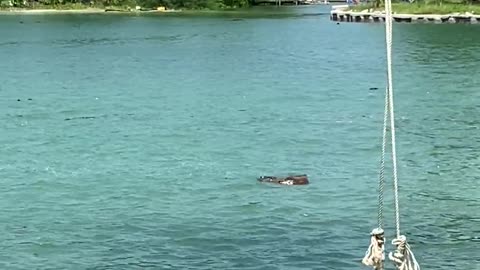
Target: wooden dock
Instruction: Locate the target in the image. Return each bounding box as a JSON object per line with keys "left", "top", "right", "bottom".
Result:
{"left": 330, "top": 7, "right": 480, "bottom": 23}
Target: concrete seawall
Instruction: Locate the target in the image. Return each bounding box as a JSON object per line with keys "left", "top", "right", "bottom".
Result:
{"left": 330, "top": 8, "right": 480, "bottom": 24}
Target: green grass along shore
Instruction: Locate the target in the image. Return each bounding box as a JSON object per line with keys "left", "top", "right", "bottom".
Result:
{"left": 3, "top": 2, "right": 480, "bottom": 15}
{"left": 350, "top": 2, "right": 480, "bottom": 15}
{"left": 0, "top": 3, "right": 305, "bottom": 16}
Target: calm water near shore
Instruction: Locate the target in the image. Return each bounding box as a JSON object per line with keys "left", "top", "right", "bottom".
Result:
{"left": 0, "top": 6, "right": 479, "bottom": 269}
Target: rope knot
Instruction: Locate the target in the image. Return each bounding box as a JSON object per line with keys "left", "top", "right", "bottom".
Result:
{"left": 388, "top": 235, "right": 420, "bottom": 270}
{"left": 362, "top": 228, "right": 385, "bottom": 270}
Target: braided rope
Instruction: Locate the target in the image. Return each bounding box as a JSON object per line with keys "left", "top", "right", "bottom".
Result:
{"left": 363, "top": 64, "right": 389, "bottom": 270}
{"left": 378, "top": 85, "right": 389, "bottom": 230}
{"left": 363, "top": 16, "right": 391, "bottom": 270}
{"left": 389, "top": 236, "right": 421, "bottom": 270}
{"left": 365, "top": 0, "right": 421, "bottom": 268}
{"left": 382, "top": 0, "right": 401, "bottom": 239}
{"left": 383, "top": 0, "right": 421, "bottom": 269}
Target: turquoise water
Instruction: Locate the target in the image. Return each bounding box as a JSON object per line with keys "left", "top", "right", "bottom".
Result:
{"left": 1, "top": 6, "right": 479, "bottom": 269}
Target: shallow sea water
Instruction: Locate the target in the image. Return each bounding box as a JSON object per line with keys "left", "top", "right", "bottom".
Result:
{"left": 0, "top": 6, "right": 479, "bottom": 269}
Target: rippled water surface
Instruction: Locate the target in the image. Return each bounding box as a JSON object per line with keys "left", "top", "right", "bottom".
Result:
{"left": 0, "top": 6, "right": 479, "bottom": 269}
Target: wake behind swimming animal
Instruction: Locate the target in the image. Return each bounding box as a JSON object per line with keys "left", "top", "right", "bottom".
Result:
{"left": 257, "top": 174, "right": 309, "bottom": 185}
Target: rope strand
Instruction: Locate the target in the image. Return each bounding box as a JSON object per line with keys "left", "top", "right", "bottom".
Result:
{"left": 364, "top": 0, "right": 421, "bottom": 268}
{"left": 383, "top": 0, "right": 421, "bottom": 269}
{"left": 362, "top": 54, "right": 390, "bottom": 270}
{"left": 363, "top": 13, "right": 393, "bottom": 269}
{"left": 378, "top": 85, "right": 389, "bottom": 230}
{"left": 383, "top": 0, "right": 401, "bottom": 239}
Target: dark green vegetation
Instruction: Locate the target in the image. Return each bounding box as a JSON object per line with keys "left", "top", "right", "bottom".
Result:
{"left": 1, "top": 0, "right": 253, "bottom": 10}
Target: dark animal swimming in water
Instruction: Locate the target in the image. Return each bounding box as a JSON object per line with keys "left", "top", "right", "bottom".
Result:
{"left": 64, "top": 116, "right": 96, "bottom": 121}
{"left": 257, "top": 174, "right": 309, "bottom": 185}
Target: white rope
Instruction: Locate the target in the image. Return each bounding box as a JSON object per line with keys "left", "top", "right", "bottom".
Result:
{"left": 363, "top": 1, "right": 395, "bottom": 262}
{"left": 383, "top": 0, "right": 421, "bottom": 269}
{"left": 378, "top": 83, "right": 389, "bottom": 230}
{"left": 362, "top": 71, "right": 389, "bottom": 270}
{"left": 383, "top": 0, "right": 401, "bottom": 240}
{"left": 389, "top": 236, "right": 421, "bottom": 270}
{"left": 362, "top": 228, "right": 386, "bottom": 270}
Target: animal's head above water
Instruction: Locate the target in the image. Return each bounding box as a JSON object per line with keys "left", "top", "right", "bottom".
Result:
{"left": 257, "top": 174, "right": 309, "bottom": 185}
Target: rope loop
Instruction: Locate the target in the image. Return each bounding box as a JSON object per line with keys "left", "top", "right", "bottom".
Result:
{"left": 362, "top": 228, "right": 385, "bottom": 270}
{"left": 388, "top": 235, "right": 420, "bottom": 270}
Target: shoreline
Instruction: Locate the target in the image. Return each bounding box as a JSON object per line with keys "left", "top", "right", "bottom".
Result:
{"left": 0, "top": 8, "right": 187, "bottom": 15}
{"left": 0, "top": 6, "right": 328, "bottom": 16}
{"left": 0, "top": 8, "right": 106, "bottom": 15}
